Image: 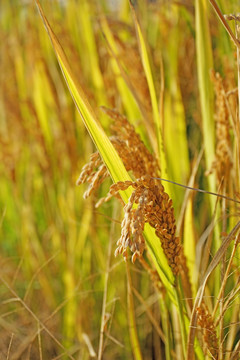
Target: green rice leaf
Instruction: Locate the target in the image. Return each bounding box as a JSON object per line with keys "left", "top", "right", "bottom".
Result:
{"left": 100, "top": 15, "right": 142, "bottom": 123}
{"left": 126, "top": 262, "right": 143, "bottom": 360}
{"left": 195, "top": 0, "right": 215, "bottom": 172}
{"left": 130, "top": 4, "right": 168, "bottom": 182}
{"left": 195, "top": 0, "right": 220, "bottom": 251}
{"left": 35, "top": 0, "right": 176, "bottom": 297}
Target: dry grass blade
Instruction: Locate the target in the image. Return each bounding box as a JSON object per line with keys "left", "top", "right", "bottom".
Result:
{"left": 6, "top": 333, "right": 14, "bottom": 360}
{"left": 154, "top": 177, "right": 240, "bottom": 205}
{"left": 208, "top": 0, "right": 240, "bottom": 50}
{"left": 0, "top": 277, "right": 75, "bottom": 360}
{"left": 37, "top": 322, "right": 43, "bottom": 360}
{"left": 132, "top": 286, "right": 166, "bottom": 341}
{"left": 215, "top": 279, "right": 240, "bottom": 329}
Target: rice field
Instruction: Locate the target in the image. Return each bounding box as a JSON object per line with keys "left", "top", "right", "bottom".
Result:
{"left": 0, "top": 0, "right": 240, "bottom": 359}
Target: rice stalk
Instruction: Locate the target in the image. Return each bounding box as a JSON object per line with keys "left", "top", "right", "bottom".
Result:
{"left": 126, "top": 261, "right": 143, "bottom": 360}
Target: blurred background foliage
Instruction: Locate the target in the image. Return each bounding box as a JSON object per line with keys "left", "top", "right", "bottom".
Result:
{"left": 0, "top": 0, "right": 239, "bottom": 359}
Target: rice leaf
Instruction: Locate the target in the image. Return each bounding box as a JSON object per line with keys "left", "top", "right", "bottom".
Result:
{"left": 100, "top": 15, "right": 142, "bottom": 123}
{"left": 130, "top": 4, "right": 168, "bottom": 183}
{"left": 195, "top": 0, "right": 215, "bottom": 171}
{"left": 183, "top": 197, "right": 196, "bottom": 294}
{"left": 100, "top": 15, "right": 157, "bottom": 152}
{"left": 35, "top": 0, "right": 176, "bottom": 297}
{"left": 195, "top": 0, "right": 222, "bottom": 270}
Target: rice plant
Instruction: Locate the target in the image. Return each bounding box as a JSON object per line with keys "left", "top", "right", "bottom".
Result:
{"left": 0, "top": 0, "right": 240, "bottom": 359}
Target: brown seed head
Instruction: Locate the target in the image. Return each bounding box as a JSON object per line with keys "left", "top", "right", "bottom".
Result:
{"left": 196, "top": 303, "right": 219, "bottom": 359}
{"left": 114, "top": 175, "right": 183, "bottom": 275}
{"left": 76, "top": 108, "right": 160, "bottom": 205}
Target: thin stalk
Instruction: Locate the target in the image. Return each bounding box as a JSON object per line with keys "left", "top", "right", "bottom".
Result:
{"left": 216, "top": 282, "right": 240, "bottom": 330}
{"left": 138, "top": 257, "right": 173, "bottom": 360}
{"left": 132, "top": 288, "right": 166, "bottom": 344}
{"left": 153, "top": 177, "right": 240, "bottom": 205}
{"left": 37, "top": 322, "right": 43, "bottom": 360}
{"left": 219, "top": 195, "right": 227, "bottom": 360}
{"left": 175, "top": 285, "right": 187, "bottom": 359}
{"left": 208, "top": 1, "right": 240, "bottom": 50}
{"left": 209, "top": 3, "right": 240, "bottom": 129}
{"left": 236, "top": 17, "right": 240, "bottom": 126}
{"left": 97, "top": 204, "right": 117, "bottom": 360}
{"left": 0, "top": 277, "right": 75, "bottom": 360}
{"left": 212, "top": 232, "right": 240, "bottom": 319}
{"left": 126, "top": 261, "right": 143, "bottom": 360}
{"left": 6, "top": 333, "right": 14, "bottom": 360}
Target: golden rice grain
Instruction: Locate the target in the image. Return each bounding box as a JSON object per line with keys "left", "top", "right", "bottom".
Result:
{"left": 113, "top": 175, "right": 184, "bottom": 275}
{"left": 196, "top": 302, "right": 219, "bottom": 359}
{"left": 76, "top": 108, "right": 160, "bottom": 205}
{"left": 77, "top": 110, "right": 189, "bottom": 277}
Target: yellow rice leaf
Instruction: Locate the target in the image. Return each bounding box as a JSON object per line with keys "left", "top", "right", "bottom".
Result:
{"left": 35, "top": 0, "right": 175, "bottom": 296}
{"left": 130, "top": 4, "right": 168, "bottom": 184}
{"left": 100, "top": 15, "right": 142, "bottom": 122}
{"left": 183, "top": 197, "right": 196, "bottom": 295}
{"left": 195, "top": 0, "right": 220, "bottom": 252}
